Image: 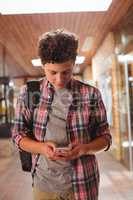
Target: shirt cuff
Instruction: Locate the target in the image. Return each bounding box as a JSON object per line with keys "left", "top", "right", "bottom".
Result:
{"left": 14, "top": 134, "right": 27, "bottom": 151}
{"left": 103, "top": 134, "right": 112, "bottom": 151}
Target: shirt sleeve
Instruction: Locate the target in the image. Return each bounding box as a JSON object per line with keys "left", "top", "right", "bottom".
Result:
{"left": 90, "top": 88, "right": 112, "bottom": 151}
{"left": 12, "top": 85, "right": 32, "bottom": 150}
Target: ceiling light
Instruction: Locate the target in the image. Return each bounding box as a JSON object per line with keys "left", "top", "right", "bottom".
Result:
{"left": 75, "top": 56, "right": 85, "bottom": 64}
{"left": 31, "top": 59, "right": 42, "bottom": 67}
{"left": 9, "top": 80, "right": 14, "bottom": 87}
{"left": 0, "top": 0, "right": 112, "bottom": 15}
{"left": 128, "top": 77, "right": 133, "bottom": 81}
{"left": 32, "top": 56, "right": 85, "bottom": 67}
{"left": 118, "top": 55, "right": 133, "bottom": 63}
{"left": 122, "top": 141, "right": 133, "bottom": 148}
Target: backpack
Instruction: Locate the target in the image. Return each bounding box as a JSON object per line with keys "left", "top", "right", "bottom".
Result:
{"left": 19, "top": 80, "right": 41, "bottom": 172}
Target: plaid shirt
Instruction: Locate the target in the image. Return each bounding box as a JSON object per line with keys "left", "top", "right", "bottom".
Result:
{"left": 12, "top": 78, "right": 112, "bottom": 200}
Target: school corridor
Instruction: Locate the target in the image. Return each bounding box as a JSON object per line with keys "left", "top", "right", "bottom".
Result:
{"left": 0, "top": 1, "right": 133, "bottom": 200}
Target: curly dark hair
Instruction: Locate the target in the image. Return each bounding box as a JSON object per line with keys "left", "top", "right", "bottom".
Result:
{"left": 38, "top": 29, "right": 78, "bottom": 65}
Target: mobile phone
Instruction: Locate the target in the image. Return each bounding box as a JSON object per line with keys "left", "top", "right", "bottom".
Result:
{"left": 55, "top": 146, "right": 72, "bottom": 153}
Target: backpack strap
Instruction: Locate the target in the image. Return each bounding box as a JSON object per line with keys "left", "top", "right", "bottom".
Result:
{"left": 26, "top": 79, "right": 41, "bottom": 110}
{"left": 19, "top": 79, "right": 42, "bottom": 172}
{"left": 23, "top": 80, "right": 41, "bottom": 139}
{"left": 26, "top": 79, "right": 43, "bottom": 176}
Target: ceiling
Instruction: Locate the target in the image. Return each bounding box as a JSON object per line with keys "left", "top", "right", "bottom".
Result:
{"left": 113, "top": 3, "right": 133, "bottom": 55}
{"left": 0, "top": 0, "right": 133, "bottom": 78}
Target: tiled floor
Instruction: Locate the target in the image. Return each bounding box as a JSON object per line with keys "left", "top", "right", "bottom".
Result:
{"left": 0, "top": 139, "right": 133, "bottom": 200}
{"left": 98, "top": 153, "right": 133, "bottom": 200}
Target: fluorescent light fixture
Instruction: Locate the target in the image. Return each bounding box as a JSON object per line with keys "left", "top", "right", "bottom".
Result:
{"left": 31, "top": 58, "right": 42, "bottom": 67}
{"left": 9, "top": 80, "right": 14, "bottom": 87}
{"left": 129, "top": 77, "right": 133, "bottom": 81}
{"left": 75, "top": 56, "right": 85, "bottom": 64}
{"left": 32, "top": 56, "right": 85, "bottom": 67}
{"left": 0, "top": 0, "right": 112, "bottom": 15}
{"left": 122, "top": 141, "right": 133, "bottom": 148}
{"left": 118, "top": 55, "right": 133, "bottom": 63}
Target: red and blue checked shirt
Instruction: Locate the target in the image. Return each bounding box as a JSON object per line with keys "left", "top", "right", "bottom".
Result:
{"left": 12, "top": 78, "right": 112, "bottom": 200}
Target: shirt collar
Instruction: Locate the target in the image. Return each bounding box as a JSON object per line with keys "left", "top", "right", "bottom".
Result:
{"left": 44, "top": 77, "right": 75, "bottom": 91}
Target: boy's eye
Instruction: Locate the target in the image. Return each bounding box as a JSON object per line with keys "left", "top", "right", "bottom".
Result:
{"left": 50, "top": 70, "right": 71, "bottom": 75}
{"left": 51, "top": 71, "right": 57, "bottom": 75}
{"left": 62, "top": 70, "right": 71, "bottom": 75}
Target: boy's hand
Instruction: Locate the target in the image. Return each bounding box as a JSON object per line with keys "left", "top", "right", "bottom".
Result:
{"left": 53, "top": 143, "right": 88, "bottom": 161}
{"left": 40, "top": 141, "right": 56, "bottom": 160}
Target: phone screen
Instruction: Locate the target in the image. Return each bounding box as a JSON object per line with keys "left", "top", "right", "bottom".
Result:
{"left": 55, "top": 146, "right": 71, "bottom": 153}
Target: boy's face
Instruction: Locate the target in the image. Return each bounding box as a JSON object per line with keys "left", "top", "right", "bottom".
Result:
{"left": 43, "top": 60, "right": 74, "bottom": 89}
